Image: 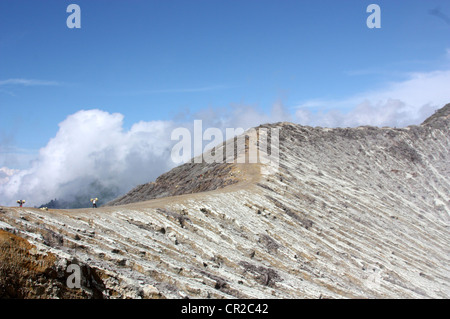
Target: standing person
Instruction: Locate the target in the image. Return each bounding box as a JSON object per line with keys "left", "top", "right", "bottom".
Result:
{"left": 90, "top": 198, "right": 98, "bottom": 208}
{"left": 17, "top": 199, "right": 25, "bottom": 207}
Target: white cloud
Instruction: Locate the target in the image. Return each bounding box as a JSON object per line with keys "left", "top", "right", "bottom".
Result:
{"left": 194, "top": 101, "right": 292, "bottom": 131}
{"left": 0, "top": 102, "right": 296, "bottom": 207}
{"left": 0, "top": 146, "right": 39, "bottom": 169}
{"left": 0, "top": 167, "right": 19, "bottom": 184}
{"left": 0, "top": 78, "right": 60, "bottom": 86}
{"left": 0, "top": 109, "right": 177, "bottom": 206}
{"left": 294, "top": 69, "right": 450, "bottom": 127}
{"left": 2, "top": 65, "right": 449, "bottom": 207}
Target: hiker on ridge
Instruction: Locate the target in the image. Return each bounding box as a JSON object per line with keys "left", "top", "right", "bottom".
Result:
{"left": 90, "top": 198, "right": 98, "bottom": 208}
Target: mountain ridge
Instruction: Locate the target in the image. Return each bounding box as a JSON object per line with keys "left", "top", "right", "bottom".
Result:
{"left": 107, "top": 103, "right": 449, "bottom": 208}
{"left": 0, "top": 103, "right": 449, "bottom": 299}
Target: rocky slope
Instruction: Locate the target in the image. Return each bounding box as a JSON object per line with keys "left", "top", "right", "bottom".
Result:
{"left": 0, "top": 104, "right": 449, "bottom": 299}
{"left": 105, "top": 132, "right": 262, "bottom": 206}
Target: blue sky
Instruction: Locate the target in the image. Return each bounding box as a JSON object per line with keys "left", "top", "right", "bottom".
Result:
{"left": 1, "top": 0, "right": 450, "bottom": 206}
{"left": 1, "top": 0, "right": 449, "bottom": 148}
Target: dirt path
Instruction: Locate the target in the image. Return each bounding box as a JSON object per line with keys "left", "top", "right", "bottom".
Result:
{"left": 42, "top": 163, "right": 264, "bottom": 216}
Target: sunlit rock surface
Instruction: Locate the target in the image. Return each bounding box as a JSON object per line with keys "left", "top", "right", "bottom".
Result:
{"left": 1, "top": 104, "right": 449, "bottom": 299}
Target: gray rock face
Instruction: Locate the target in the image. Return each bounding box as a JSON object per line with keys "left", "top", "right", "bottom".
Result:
{"left": 0, "top": 104, "right": 449, "bottom": 299}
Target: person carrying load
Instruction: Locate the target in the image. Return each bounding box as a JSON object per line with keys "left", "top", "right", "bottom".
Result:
{"left": 90, "top": 197, "right": 98, "bottom": 208}
{"left": 17, "top": 199, "right": 25, "bottom": 207}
